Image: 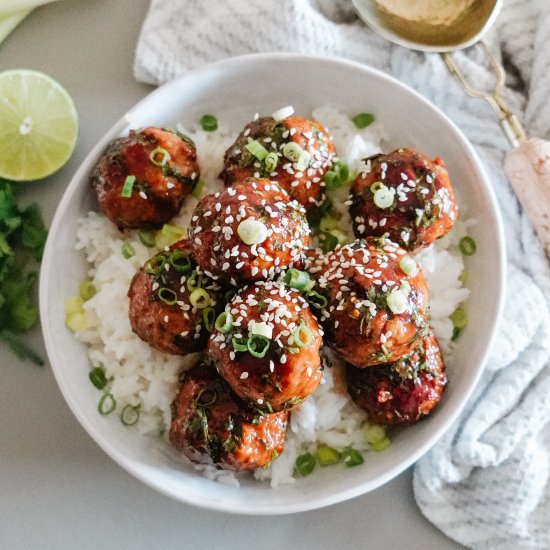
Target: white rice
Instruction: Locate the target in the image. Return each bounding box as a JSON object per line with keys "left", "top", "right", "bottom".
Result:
{"left": 74, "top": 106, "right": 470, "bottom": 487}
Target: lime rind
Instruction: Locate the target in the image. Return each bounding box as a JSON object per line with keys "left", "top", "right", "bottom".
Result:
{"left": 0, "top": 69, "right": 78, "bottom": 181}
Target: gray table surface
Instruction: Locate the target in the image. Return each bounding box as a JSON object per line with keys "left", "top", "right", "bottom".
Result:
{"left": 0, "top": 1, "right": 465, "bottom": 549}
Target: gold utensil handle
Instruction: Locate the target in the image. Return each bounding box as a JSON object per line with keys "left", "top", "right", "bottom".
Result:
{"left": 504, "top": 138, "right": 550, "bottom": 256}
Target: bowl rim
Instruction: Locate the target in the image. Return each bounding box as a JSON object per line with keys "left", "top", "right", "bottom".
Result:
{"left": 40, "top": 52, "right": 507, "bottom": 515}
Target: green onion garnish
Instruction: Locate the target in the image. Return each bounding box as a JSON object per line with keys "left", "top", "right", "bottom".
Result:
{"left": 399, "top": 256, "right": 418, "bottom": 277}
{"left": 98, "top": 393, "right": 116, "bottom": 416}
{"left": 305, "top": 290, "right": 327, "bottom": 310}
{"left": 373, "top": 185, "right": 394, "bottom": 209}
{"left": 138, "top": 230, "right": 156, "bottom": 248}
{"left": 364, "top": 424, "right": 387, "bottom": 445}
{"left": 200, "top": 114, "right": 218, "bottom": 132}
{"left": 202, "top": 307, "right": 216, "bottom": 331}
{"left": 450, "top": 307, "right": 468, "bottom": 329}
{"left": 247, "top": 333, "right": 270, "bottom": 358}
{"left": 189, "top": 288, "right": 211, "bottom": 309}
{"left": 369, "top": 181, "right": 384, "bottom": 193}
{"left": 319, "top": 216, "right": 339, "bottom": 233}
{"left": 192, "top": 178, "right": 205, "bottom": 198}
{"left": 158, "top": 287, "right": 177, "bottom": 305}
{"left": 168, "top": 250, "right": 192, "bottom": 274}
{"left": 320, "top": 231, "right": 339, "bottom": 253}
{"left": 295, "top": 452, "right": 316, "bottom": 476}
{"left": 145, "top": 254, "right": 167, "bottom": 275}
{"left": 79, "top": 279, "right": 97, "bottom": 302}
{"left": 121, "top": 403, "right": 140, "bottom": 426}
{"left": 459, "top": 236, "right": 476, "bottom": 256}
{"left": 341, "top": 447, "right": 364, "bottom": 466}
{"left": 282, "top": 141, "right": 303, "bottom": 163}
{"left": 121, "top": 242, "right": 135, "bottom": 259}
{"left": 155, "top": 224, "right": 185, "bottom": 250}
{"left": 296, "top": 150, "right": 311, "bottom": 171}
{"left": 237, "top": 218, "right": 268, "bottom": 245}
{"left": 149, "top": 147, "right": 171, "bottom": 167}
{"left": 292, "top": 321, "right": 313, "bottom": 348}
{"left": 283, "top": 268, "right": 314, "bottom": 292}
{"left": 250, "top": 321, "right": 273, "bottom": 340}
{"left": 186, "top": 272, "right": 200, "bottom": 292}
{"left": 370, "top": 438, "right": 391, "bottom": 452}
{"left": 89, "top": 366, "right": 108, "bottom": 390}
{"left": 232, "top": 335, "right": 248, "bottom": 352}
{"left": 351, "top": 112, "right": 375, "bottom": 129}
{"left": 215, "top": 312, "right": 233, "bottom": 334}
{"left": 245, "top": 140, "right": 269, "bottom": 161}
{"left": 264, "top": 152, "right": 279, "bottom": 173}
{"left": 121, "top": 175, "right": 135, "bottom": 198}
{"left": 316, "top": 445, "right": 341, "bottom": 466}
{"left": 386, "top": 289, "right": 408, "bottom": 314}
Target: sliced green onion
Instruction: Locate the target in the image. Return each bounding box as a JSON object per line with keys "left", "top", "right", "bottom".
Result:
{"left": 192, "top": 178, "right": 205, "bottom": 198}
{"left": 245, "top": 140, "right": 269, "bottom": 161}
{"left": 138, "top": 230, "right": 156, "bottom": 248}
{"left": 65, "top": 311, "right": 88, "bottom": 333}
{"left": 250, "top": 321, "right": 273, "bottom": 340}
{"left": 169, "top": 250, "right": 192, "bottom": 274}
{"left": 305, "top": 290, "right": 327, "bottom": 310}
{"left": 215, "top": 312, "right": 233, "bottom": 334}
{"left": 373, "top": 185, "right": 394, "bottom": 209}
{"left": 98, "top": 393, "right": 116, "bottom": 416}
{"left": 295, "top": 452, "right": 316, "bottom": 476}
{"left": 292, "top": 321, "right": 313, "bottom": 348}
{"left": 334, "top": 161, "right": 349, "bottom": 183}
{"left": 237, "top": 218, "right": 268, "bottom": 245}
{"left": 121, "top": 175, "right": 135, "bottom": 198}
{"left": 282, "top": 141, "right": 303, "bottom": 163}
{"left": 157, "top": 287, "right": 177, "bottom": 305}
{"left": 364, "top": 424, "right": 387, "bottom": 445}
{"left": 145, "top": 254, "right": 167, "bottom": 275}
{"left": 232, "top": 335, "right": 248, "bottom": 352}
{"left": 399, "top": 256, "right": 419, "bottom": 277}
{"left": 452, "top": 327, "right": 461, "bottom": 341}
{"left": 316, "top": 445, "right": 341, "bottom": 466}
{"left": 341, "top": 447, "right": 364, "bottom": 466}
{"left": 323, "top": 170, "right": 338, "bottom": 190}
{"left": 284, "top": 268, "right": 314, "bottom": 292}
{"left": 89, "top": 366, "right": 108, "bottom": 390}
{"left": 296, "top": 150, "right": 311, "bottom": 171}
{"left": 319, "top": 216, "right": 339, "bottom": 232}
{"left": 329, "top": 228, "right": 348, "bottom": 246}
{"left": 387, "top": 289, "right": 408, "bottom": 315}
{"left": 264, "top": 152, "right": 279, "bottom": 173}
{"left": 155, "top": 224, "right": 185, "bottom": 250}
{"left": 149, "top": 147, "right": 171, "bottom": 167}
{"left": 202, "top": 307, "right": 216, "bottom": 331}
{"left": 352, "top": 112, "right": 375, "bottom": 129}
{"left": 79, "top": 279, "right": 97, "bottom": 302}
{"left": 190, "top": 288, "right": 211, "bottom": 309}
{"left": 370, "top": 438, "right": 391, "bottom": 452}
{"left": 121, "top": 403, "right": 140, "bottom": 426}
{"left": 200, "top": 114, "right": 218, "bottom": 132}
{"left": 65, "top": 296, "right": 84, "bottom": 315}
{"left": 247, "top": 333, "right": 270, "bottom": 358}
{"left": 320, "top": 231, "right": 339, "bottom": 253}
{"left": 400, "top": 280, "right": 411, "bottom": 296}
{"left": 459, "top": 236, "right": 476, "bottom": 256}
{"left": 369, "top": 181, "right": 384, "bottom": 193}
{"left": 121, "top": 242, "right": 135, "bottom": 259}
{"left": 186, "top": 272, "right": 200, "bottom": 292}
{"left": 450, "top": 307, "right": 468, "bottom": 329}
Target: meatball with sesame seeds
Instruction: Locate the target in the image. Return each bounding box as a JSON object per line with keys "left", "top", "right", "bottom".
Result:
{"left": 220, "top": 113, "right": 336, "bottom": 210}
{"left": 208, "top": 281, "right": 323, "bottom": 413}
{"left": 307, "top": 237, "right": 430, "bottom": 368}
{"left": 346, "top": 332, "right": 447, "bottom": 425}
{"left": 128, "top": 240, "right": 223, "bottom": 355}
{"left": 189, "top": 178, "right": 310, "bottom": 285}
{"left": 91, "top": 127, "right": 199, "bottom": 229}
{"left": 349, "top": 148, "right": 458, "bottom": 252}
{"left": 170, "top": 362, "right": 288, "bottom": 471}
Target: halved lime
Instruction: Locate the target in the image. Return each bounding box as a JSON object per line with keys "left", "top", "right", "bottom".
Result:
{"left": 0, "top": 69, "right": 78, "bottom": 181}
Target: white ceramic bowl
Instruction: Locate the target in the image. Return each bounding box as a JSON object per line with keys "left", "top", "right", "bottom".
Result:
{"left": 40, "top": 53, "right": 505, "bottom": 515}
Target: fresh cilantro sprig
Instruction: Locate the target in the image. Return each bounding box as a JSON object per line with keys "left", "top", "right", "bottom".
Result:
{"left": 0, "top": 179, "right": 48, "bottom": 366}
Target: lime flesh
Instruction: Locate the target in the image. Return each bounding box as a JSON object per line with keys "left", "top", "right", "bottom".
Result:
{"left": 0, "top": 69, "right": 78, "bottom": 181}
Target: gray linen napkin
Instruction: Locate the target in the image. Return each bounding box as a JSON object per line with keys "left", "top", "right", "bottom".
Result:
{"left": 134, "top": 1, "right": 550, "bottom": 547}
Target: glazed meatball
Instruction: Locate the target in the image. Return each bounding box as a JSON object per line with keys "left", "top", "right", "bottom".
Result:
{"left": 220, "top": 113, "right": 336, "bottom": 210}
{"left": 170, "top": 363, "right": 288, "bottom": 471}
{"left": 346, "top": 332, "right": 447, "bottom": 425}
{"left": 307, "top": 237, "right": 430, "bottom": 368}
{"left": 128, "top": 240, "right": 223, "bottom": 355}
{"left": 349, "top": 148, "right": 458, "bottom": 252}
{"left": 91, "top": 127, "right": 199, "bottom": 229}
{"left": 189, "top": 178, "right": 310, "bottom": 284}
{"left": 208, "top": 281, "right": 323, "bottom": 413}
